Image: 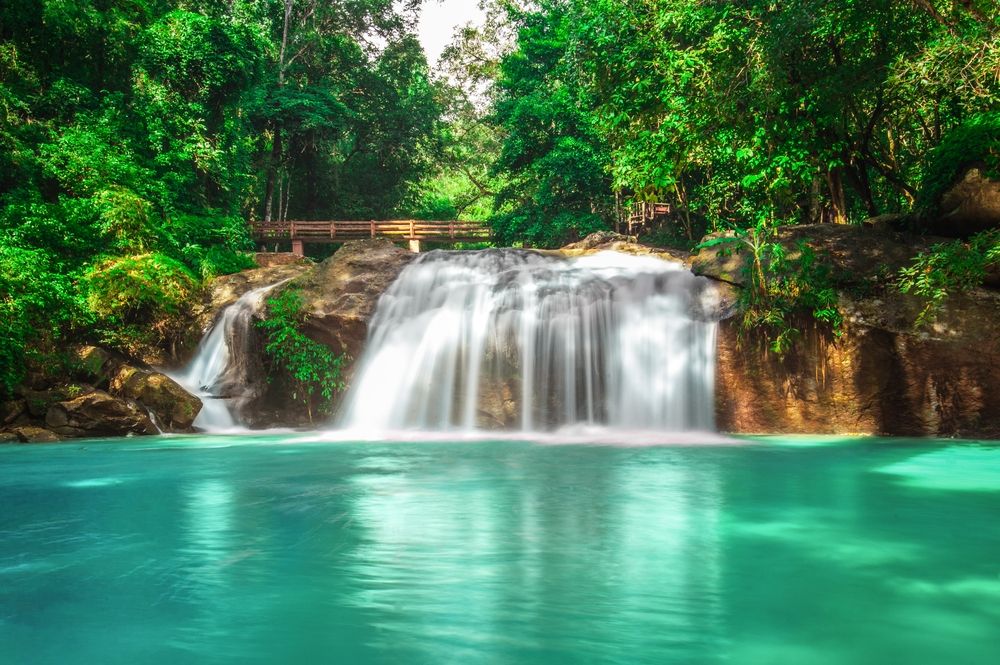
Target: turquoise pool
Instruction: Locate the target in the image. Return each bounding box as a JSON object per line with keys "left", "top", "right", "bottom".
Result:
{"left": 1, "top": 435, "right": 998, "bottom": 664}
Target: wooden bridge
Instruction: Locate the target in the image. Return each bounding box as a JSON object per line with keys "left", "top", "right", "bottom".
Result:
{"left": 253, "top": 220, "right": 491, "bottom": 254}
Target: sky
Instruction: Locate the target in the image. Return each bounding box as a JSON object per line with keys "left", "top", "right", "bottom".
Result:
{"left": 417, "top": 0, "right": 486, "bottom": 66}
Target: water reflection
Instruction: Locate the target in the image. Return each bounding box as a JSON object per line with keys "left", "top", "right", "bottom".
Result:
{"left": 346, "top": 447, "right": 726, "bottom": 662}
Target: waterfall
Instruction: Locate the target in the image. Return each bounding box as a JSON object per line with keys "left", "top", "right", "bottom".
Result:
{"left": 338, "top": 250, "right": 723, "bottom": 434}
{"left": 172, "top": 282, "right": 284, "bottom": 431}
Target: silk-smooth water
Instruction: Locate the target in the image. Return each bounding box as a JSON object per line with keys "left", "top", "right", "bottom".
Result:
{"left": 340, "top": 250, "right": 723, "bottom": 433}
{"left": 2, "top": 435, "right": 999, "bottom": 664}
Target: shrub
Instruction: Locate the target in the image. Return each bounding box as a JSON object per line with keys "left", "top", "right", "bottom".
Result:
{"left": 918, "top": 111, "right": 1000, "bottom": 213}
{"left": 82, "top": 253, "right": 197, "bottom": 352}
{"left": 898, "top": 229, "right": 1000, "bottom": 327}
{"left": 0, "top": 246, "right": 74, "bottom": 395}
{"left": 257, "top": 288, "right": 347, "bottom": 423}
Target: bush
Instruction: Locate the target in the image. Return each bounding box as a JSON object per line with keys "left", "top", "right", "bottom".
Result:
{"left": 257, "top": 288, "right": 347, "bottom": 423}
{"left": 918, "top": 111, "right": 1000, "bottom": 213}
{"left": 899, "top": 229, "right": 1000, "bottom": 326}
{"left": 82, "top": 253, "right": 197, "bottom": 352}
{"left": 0, "top": 246, "right": 74, "bottom": 395}
{"left": 697, "top": 227, "right": 843, "bottom": 354}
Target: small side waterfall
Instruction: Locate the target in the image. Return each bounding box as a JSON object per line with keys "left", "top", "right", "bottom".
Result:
{"left": 339, "top": 250, "right": 723, "bottom": 434}
{"left": 172, "top": 282, "right": 284, "bottom": 431}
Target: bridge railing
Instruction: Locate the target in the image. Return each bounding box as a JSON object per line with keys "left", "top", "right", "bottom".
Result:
{"left": 253, "top": 220, "right": 491, "bottom": 242}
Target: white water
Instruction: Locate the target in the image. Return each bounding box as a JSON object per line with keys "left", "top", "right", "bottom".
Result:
{"left": 172, "top": 283, "right": 284, "bottom": 431}
{"left": 338, "top": 250, "right": 723, "bottom": 434}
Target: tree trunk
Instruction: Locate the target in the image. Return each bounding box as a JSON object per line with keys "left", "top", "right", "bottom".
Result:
{"left": 826, "top": 170, "right": 848, "bottom": 224}
{"left": 264, "top": 0, "right": 294, "bottom": 223}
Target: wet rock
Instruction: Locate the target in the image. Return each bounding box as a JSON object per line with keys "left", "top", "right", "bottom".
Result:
{"left": 109, "top": 366, "right": 202, "bottom": 431}
{"left": 45, "top": 391, "right": 158, "bottom": 437}
{"left": 11, "top": 426, "right": 62, "bottom": 443}
{"left": 0, "top": 431, "right": 19, "bottom": 443}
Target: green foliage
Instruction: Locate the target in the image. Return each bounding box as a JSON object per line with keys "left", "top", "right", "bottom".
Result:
{"left": 918, "top": 111, "right": 1000, "bottom": 213}
{"left": 699, "top": 228, "right": 843, "bottom": 353}
{"left": 899, "top": 229, "right": 1000, "bottom": 327}
{"left": 257, "top": 288, "right": 347, "bottom": 423}
{"left": 0, "top": 0, "right": 436, "bottom": 390}
{"left": 488, "top": 3, "right": 615, "bottom": 247}
{"left": 82, "top": 253, "right": 198, "bottom": 352}
{"left": 0, "top": 246, "right": 74, "bottom": 396}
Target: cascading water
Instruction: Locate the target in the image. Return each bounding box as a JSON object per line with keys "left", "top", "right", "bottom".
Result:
{"left": 172, "top": 282, "right": 284, "bottom": 431}
{"left": 338, "top": 250, "right": 724, "bottom": 434}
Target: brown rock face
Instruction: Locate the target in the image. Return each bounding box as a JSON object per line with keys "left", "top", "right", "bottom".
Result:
{"left": 45, "top": 391, "right": 158, "bottom": 437}
{"left": 21, "top": 385, "right": 96, "bottom": 418}
{"left": 286, "top": 239, "right": 416, "bottom": 364}
{"left": 716, "top": 289, "right": 1000, "bottom": 437}
{"left": 933, "top": 167, "right": 1000, "bottom": 237}
{"left": 11, "top": 426, "right": 62, "bottom": 443}
{"left": 109, "top": 366, "right": 202, "bottom": 431}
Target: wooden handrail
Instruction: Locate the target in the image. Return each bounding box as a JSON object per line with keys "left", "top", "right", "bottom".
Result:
{"left": 252, "top": 219, "right": 491, "bottom": 244}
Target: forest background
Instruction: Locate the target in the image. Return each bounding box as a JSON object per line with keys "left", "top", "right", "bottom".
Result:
{"left": 1, "top": 0, "right": 997, "bottom": 395}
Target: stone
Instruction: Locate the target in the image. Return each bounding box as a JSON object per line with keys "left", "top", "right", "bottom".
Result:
{"left": 560, "top": 231, "right": 690, "bottom": 264}
{"left": 11, "top": 426, "right": 62, "bottom": 443}
{"left": 71, "top": 346, "right": 117, "bottom": 384}
{"left": 45, "top": 391, "right": 158, "bottom": 437}
{"left": 188, "top": 263, "right": 314, "bottom": 342}
{"left": 1, "top": 399, "right": 26, "bottom": 425}
{"left": 289, "top": 239, "right": 416, "bottom": 364}
{"left": 932, "top": 167, "right": 1000, "bottom": 238}
{"left": 0, "top": 431, "right": 19, "bottom": 443}
{"left": 22, "top": 385, "right": 96, "bottom": 418}
{"left": 109, "top": 366, "right": 202, "bottom": 431}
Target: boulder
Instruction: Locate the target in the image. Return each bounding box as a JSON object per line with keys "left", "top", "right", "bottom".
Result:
{"left": 109, "top": 365, "right": 202, "bottom": 431}
{"left": 189, "top": 263, "right": 314, "bottom": 341}
{"left": 21, "top": 385, "right": 96, "bottom": 418}
{"left": 70, "top": 346, "right": 118, "bottom": 385}
{"left": 286, "top": 239, "right": 416, "bottom": 364}
{"left": 0, "top": 431, "right": 19, "bottom": 443}
{"left": 560, "top": 231, "right": 689, "bottom": 263}
{"left": 1, "top": 399, "right": 26, "bottom": 425}
{"left": 931, "top": 167, "right": 1000, "bottom": 237}
{"left": 45, "top": 391, "right": 158, "bottom": 437}
{"left": 11, "top": 426, "right": 62, "bottom": 443}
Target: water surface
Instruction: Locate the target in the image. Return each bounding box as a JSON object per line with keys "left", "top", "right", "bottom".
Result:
{"left": 1, "top": 435, "right": 998, "bottom": 664}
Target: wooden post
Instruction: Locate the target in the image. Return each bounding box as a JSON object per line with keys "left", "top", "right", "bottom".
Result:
{"left": 370, "top": 221, "right": 376, "bottom": 238}
{"left": 409, "top": 219, "right": 414, "bottom": 239}
{"left": 291, "top": 239, "right": 304, "bottom": 257}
